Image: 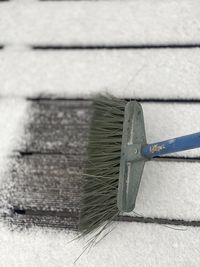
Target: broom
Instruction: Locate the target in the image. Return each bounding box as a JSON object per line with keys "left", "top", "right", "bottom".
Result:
{"left": 79, "top": 95, "right": 200, "bottom": 236}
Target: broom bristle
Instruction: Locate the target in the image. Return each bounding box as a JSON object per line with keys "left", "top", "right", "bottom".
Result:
{"left": 79, "top": 95, "right": 127, "bottom": 235}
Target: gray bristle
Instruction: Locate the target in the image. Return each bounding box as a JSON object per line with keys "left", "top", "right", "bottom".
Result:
{"left": 79, "top": 95, "right": 127, "bottom": 235}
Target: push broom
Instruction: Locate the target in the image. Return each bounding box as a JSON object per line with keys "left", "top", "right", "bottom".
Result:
{"left": 79, "top": 95, "right": 200, "bottom": 235}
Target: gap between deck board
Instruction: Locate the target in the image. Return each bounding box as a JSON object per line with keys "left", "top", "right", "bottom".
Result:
{"left": 12, "top": 208, "right": 200, "bottom": 228}
{"left": 31, "top": 44, "right": 200, "bottom": 50}
{"left": 17, "top": 152, "right": 200, "bottom": 163}
{"left": 117, "top": 216, "right": 200, "bottom": 227}
{"left": 27, "top": 97, "right": 200, "bottom": 103}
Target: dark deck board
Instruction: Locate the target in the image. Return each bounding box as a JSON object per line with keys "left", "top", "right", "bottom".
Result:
{"left": 8, "top": 154, "right": 82, "bottom": 229}
{"left": 23, "top": 100, "right": 91, "bottom": 154}
{"left": 11, "top": 155, "right": 82, "bottom": 211}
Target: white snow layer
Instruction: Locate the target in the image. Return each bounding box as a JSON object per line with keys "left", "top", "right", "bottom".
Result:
{"left": 0, "top": 1, "right": 200, "bottom": 45}
{"left": 0, "top": 49, "right": 200, "bottom": 98}
{"left": 0, "top": 222, "right": 200, "bottom": 267}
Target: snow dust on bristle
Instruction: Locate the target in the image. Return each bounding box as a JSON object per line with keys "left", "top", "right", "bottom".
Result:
{"left": 79, "top": 95, "right": 127, "bottom": 235}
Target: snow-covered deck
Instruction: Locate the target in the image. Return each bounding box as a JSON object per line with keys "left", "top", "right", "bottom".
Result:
{"left": 1, "top": 0, "right": 200, "bottom": 266}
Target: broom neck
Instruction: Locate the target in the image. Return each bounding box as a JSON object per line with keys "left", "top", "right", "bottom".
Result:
{"left": 142, "top": 132, "right": 200, "bottom": 158}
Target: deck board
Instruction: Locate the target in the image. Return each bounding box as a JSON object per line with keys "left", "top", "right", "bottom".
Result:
{"left": 23, "top": 100, "right": 91, "bottom": 154}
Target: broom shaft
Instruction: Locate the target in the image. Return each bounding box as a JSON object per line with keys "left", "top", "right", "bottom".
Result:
{"left": 142, "top": 132, "right": 200, "bottom": 158}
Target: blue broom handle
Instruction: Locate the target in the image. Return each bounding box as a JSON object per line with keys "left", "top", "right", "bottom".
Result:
{"left": 142, "top": 132, "right": 200, "bottom": 158}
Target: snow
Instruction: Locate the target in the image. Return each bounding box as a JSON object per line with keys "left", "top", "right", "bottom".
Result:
{"left": 0, "top": 222, "right": 200, "bottom": 267}
{"left": 1, "top": 1, "right": 200, "bottom": 44}
{"left": 1, "top": 49, "right": 200, "bottom": 98}
{"left": 131, "top": 161, "right": 200, "bottom": 220}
